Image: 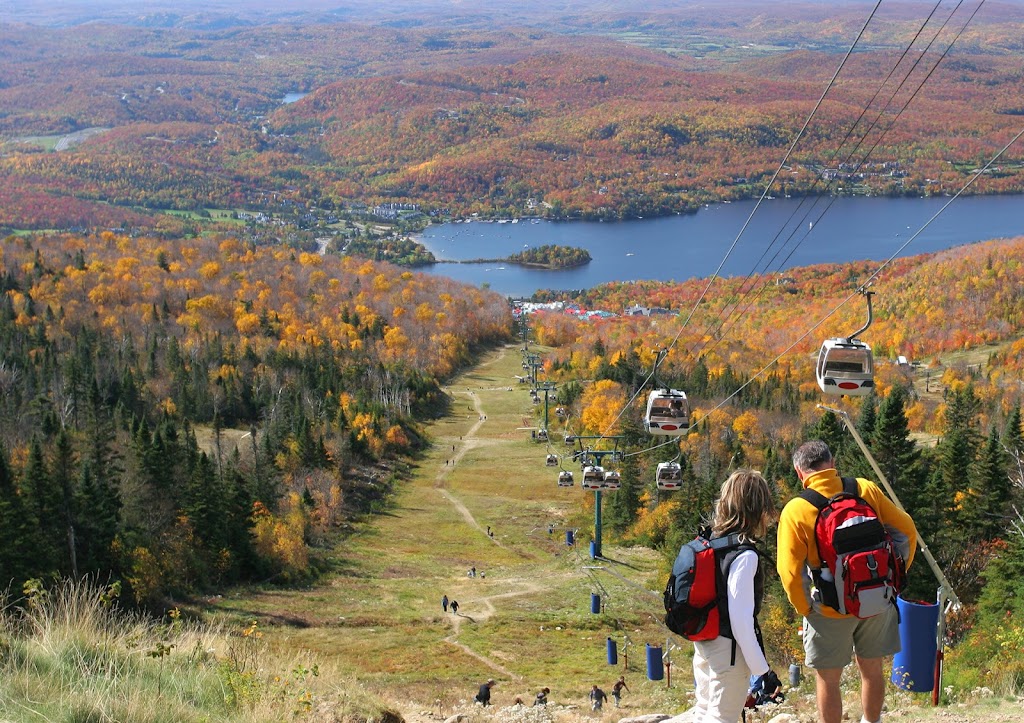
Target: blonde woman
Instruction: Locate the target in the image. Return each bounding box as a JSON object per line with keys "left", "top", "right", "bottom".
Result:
{"left": 691, "top": 469, "right": 778, "bottom": 723}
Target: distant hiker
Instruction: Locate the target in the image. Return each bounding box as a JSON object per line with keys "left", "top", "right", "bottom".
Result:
{"left": 453, "top": 444, "right": 456, "bottom": 451}
{"left": 450, "top": 600, "right": 459, "bottom": 614}
{"left": 480, "top": 571, "right": 486, "bottom": 579}
{"left": 611, "top": 677, "right": 629, "bottom": 707}
{"left": 442, "top": 595, "right": 449, "bottom": 613}
{"left": 534, "top": 687, "right": 550, "bottom": 706}
{"left": 469, "top": 566, "right": 476, "bottom": 578}
{"left": 487, "top": 526, "right": 491, "bottom": 536}
{"left": 589, "top": 684, "right": 607, "bottom": 711}
{"left": 475, "top": 679, "right": 496, "bottom": 706}
{"left": 548, "top": 525, "right": 554, "bottom": 535}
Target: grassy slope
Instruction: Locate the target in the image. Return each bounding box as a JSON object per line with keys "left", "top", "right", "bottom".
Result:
{"left": 211, "top": 344, "right": 677, "bottom": 715}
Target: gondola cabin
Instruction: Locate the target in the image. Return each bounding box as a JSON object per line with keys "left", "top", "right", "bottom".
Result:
{"left": 555, "top": 406, "right": 567, "bottom": 418}
{"left": 644, "top": 390, "right": 690, "bottom": 436}
{"left": 564, "top": 435, "right": 575, "bottom": 446}
{"left": 602, "top": 470, "right": 621, "bottom": 490}
{"left": 557, "top": 470, "right": 574, "bottom": 487}
{"left": 656, "top": 461, "right": 683, "bottom": 490}
{"left": 581, "top": 465, "right": 605, "bottom": 490}
{"left": 816, "top": 338, "right": 874, "bottom": 396}
{"left": 537, "top": 429, "right": 548, "bottom": 442}
{"left": 546, "top": 454, "right": 558, "bottom": 467}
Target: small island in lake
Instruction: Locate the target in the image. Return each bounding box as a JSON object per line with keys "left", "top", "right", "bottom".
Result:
{"left": 507, "top": 244, "right": 591, "bottom": 269}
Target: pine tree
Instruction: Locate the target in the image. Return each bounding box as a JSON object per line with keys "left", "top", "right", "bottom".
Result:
{"left": 972, "top": 427, "right": 1012, "bottom": 540}
{"left": 872, "top": 386, "right": 926, "bottom": 511}
{"left": 0, "top": 442, "right": 39, "bottom": 588}
{"left": 603, "top": 453, "right": 641, "bottom": 535}
{"left": 22, "top": 438, "right": 62, "bottom": 575}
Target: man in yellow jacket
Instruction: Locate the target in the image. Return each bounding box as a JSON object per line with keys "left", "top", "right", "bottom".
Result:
{"left": 777, "top": 440, "right": 918, "bottom": 723}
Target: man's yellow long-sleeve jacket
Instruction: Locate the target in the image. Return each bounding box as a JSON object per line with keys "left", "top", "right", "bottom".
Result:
{"left": 776, "top": 467, "right": 918, "bottom": 619}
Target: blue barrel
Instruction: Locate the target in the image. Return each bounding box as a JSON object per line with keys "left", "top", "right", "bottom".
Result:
{"left": 892, "top": 597, "right": 939, "bottom": 692}
{"left": 788, "top": 663, "right": 801, "bottom": 688}
{"left": 566, "top": 529, "right": 575, "bottom": 546}
{"left": 607, "top": 637, "right": 618, "bottom": 665}
{"left": 646, "top": 643, "right": 664, "bottom": 681}
{"left": 589, "top": 540, "right": 597, "bottom": 559}
{"left": 591, "top": 593, "right": 601, "bottom": 614}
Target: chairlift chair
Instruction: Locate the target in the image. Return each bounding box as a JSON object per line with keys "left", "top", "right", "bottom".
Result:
{"left": 602, "top": 469, "right": 621, "bottom": 490}
{"left": 656, "top": 461, "right": 683, "bottom": 490}
{"left": 816, "top": 339, "right": 874, "bottom": 396}
{"left": 644, "top": 389, "right": 690, "bottom": 436}
{"left": 816, "top": 290, "right": 877, "bottom": 397}
{"left": 557, "top": 470, "right": 574, "bottom": 487}
{"left": 546, "top": 453, "right": 558, "bottom": 467}
{"left": 581, "top": 465, "right": 605, "bottom": 490}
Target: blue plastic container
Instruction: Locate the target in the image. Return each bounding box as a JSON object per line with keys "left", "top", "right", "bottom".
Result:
{"left": 892, "top": 596, "right": 939, "bottom": 692}
{"left": 566, "top": 529, "right": 575, "bottom": 546}
{"left": 607, "top": 637, "right": 618, "bottom": 665}
{"left": 646, "top": 643, "right": 664, "bottom": 681}
{"left": 589, "top": 540, "right": 597, "bottom": 559}
{"left": 591, "top": 593, "right": 601, "bottom": 614}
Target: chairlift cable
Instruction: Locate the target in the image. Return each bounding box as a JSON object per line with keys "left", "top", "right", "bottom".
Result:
{"left": 689, "top": 0, "right": 977, "bottom": 364}
{"left": 687, "top": 122, "right": 1024, "bottom": 429}
{"left": 593, "top": 2, "right": 883, "bottom": 445}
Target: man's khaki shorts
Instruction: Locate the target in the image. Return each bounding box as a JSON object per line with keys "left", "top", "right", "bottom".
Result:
{"left": 803, "top": 604, "right": 900, "bottom": 669}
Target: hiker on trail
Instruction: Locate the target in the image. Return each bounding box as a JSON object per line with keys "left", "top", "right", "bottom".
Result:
{"left": 450, "top": 600, "right": 459, "bottom": 614}
{"left": 475, "top": 679, "right": 495, "bottom": 706}
{"left": 486, "top": 526, "right": 491, "bottom": 536}
{"left": 777, "top": 440, "right": 918, "bottom": 723}
{"left": 589, "top": 684, "right": 607, "bottom": 711}
{"left": 611, "top": 677, "right": 629, "bottom": 707}
{"left": 468, "top": 566, "right": 476, "bottom": 578}
{"left": 534, "top": 687, "right": 550, "bottom": 706}
{"left": 441, "top": 595, "right": 449, "bottom": 613}
{"left": 691, "top": 470, "right": 777, "bottom": 723}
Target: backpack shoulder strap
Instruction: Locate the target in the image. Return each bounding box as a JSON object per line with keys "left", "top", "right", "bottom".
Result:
{"left": 709, "top": 533, "right": 744, "bottom": 552}
{"left": 841, "top": 476, "right": 860, "bottom": 496}
{"left": 797, "top": 487, "right": 829, "bottom": 510}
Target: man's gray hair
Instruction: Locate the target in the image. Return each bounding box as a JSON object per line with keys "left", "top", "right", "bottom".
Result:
{"left": 793, "top": 440, "right": 834, "bottom": 472}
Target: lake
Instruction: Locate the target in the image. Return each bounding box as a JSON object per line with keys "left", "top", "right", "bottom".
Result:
{"left": 415, "top": 194, "right": 1024, "bottom": 297}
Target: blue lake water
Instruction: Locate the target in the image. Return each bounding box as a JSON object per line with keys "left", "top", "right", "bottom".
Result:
{"left": 281, "top": 92, "right": 308, "bottom": 104}
{"left": 415, "top": 194, "right": 1024, "bottom": 297}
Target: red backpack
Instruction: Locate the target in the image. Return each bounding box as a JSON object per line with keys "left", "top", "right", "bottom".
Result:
{"left": 799, "top": 477, "right": 906, "bottom": 618}
{"left": 663, "top": 533, "right": 756, "bottom": 640}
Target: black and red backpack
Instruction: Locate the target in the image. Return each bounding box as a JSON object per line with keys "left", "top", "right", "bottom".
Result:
{"left": 799, "top": 477, "right": 906, "bottom": 618}
{"left": 664, "top": 533, "right": 760, "bottom": 640}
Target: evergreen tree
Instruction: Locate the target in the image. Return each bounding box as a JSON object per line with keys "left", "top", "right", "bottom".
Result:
{"left": 22, "top": 438, "right": 61, "bottom": 574}
{"left": 971, "top": 426, "right": 1012, "bottom": 540}
{"left": 807, "top": 410, "right": 847, "bottom": 462}
{"left": 872, "top": 386, "right": 926, "bottom": 511}
{"left": 52, "top": 429, "right": 80, "bottom": 577}
{"left": 0, "top": 442, "right": 39, "bottom": 588}
{"left": 603, "top": 452, "right": 641, "bottom": 536}
{"left": 925, "top": 386, "right": 982, "bottom": 591}
{"left": 76, "top": 459, "right": 122, "bottom": 574}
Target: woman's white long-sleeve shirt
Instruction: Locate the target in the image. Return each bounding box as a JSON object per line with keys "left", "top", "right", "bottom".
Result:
{"left": 726, "top": 550, "right": 769, "bottom": 676}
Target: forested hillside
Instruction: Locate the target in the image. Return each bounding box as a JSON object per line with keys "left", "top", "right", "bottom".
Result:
{"left": 0, "top": 232, "right": 511, "bottom": 603}
{"left": 1, "top": 4, "right": 1022, "bottom": 234}
{"left": 522, "top": 237, "right": 1024, "bottom": 692}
